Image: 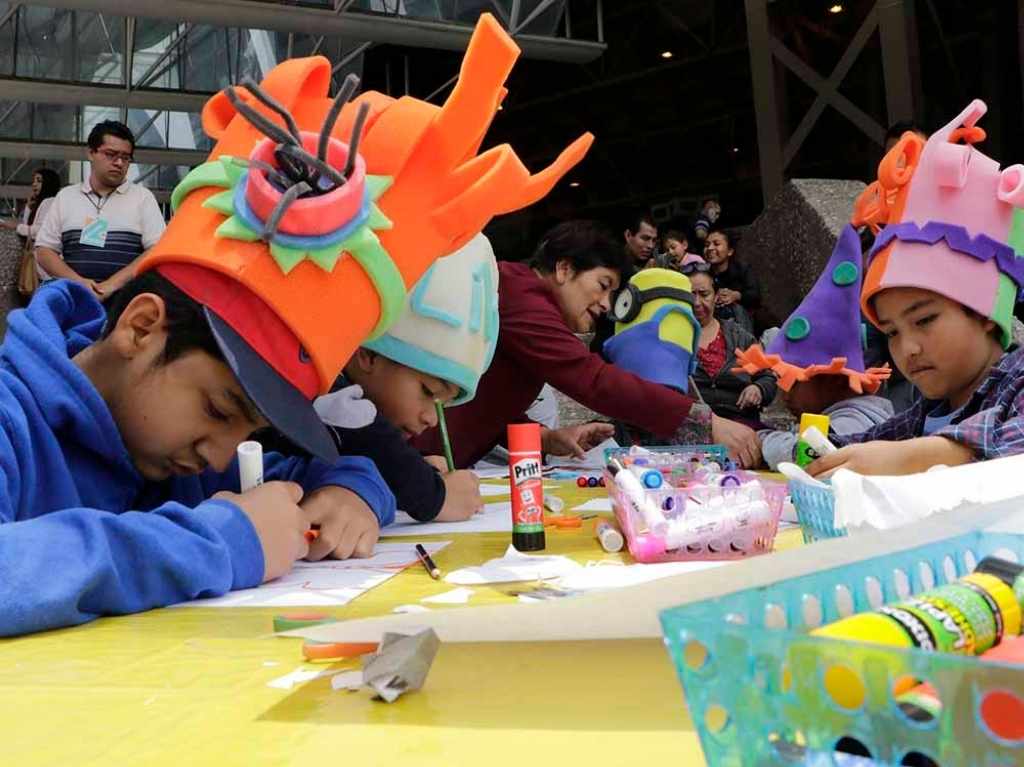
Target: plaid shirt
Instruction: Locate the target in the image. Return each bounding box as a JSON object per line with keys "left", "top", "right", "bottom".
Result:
{"left": 834, "top": 346, "right": 1024, "bottom": 459}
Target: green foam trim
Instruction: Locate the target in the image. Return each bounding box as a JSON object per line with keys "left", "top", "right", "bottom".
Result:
{"left": 785, "top": 316, "right": 811, "bottom": 341}
{"left": 993, "top": 273, "right": 1017, "bottom": 349}
{"left": 269, "top": 242, "right": 308, "bottom": 274}
{"left": 832, "top": 261, "right": 859, "bottom": 287}
{"left": 171, "top": 159, "right": 233, "bottom": 211}
{"left": 215, "top": 215, "right": 261, "bottom": 243}
{"left": 366, "top": 174, "right": 393, "bottom": 201}
{"left": 345, "top": 228, "right": 406, "bottom": 339}
{"left": 203, "top": 189, "right": 236, "bottom": 216}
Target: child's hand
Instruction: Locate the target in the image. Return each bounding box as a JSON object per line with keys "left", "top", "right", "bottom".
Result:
{"left": 711, "top": 414, "right": 762, "bottom": 468}
{"left": 300, "top": 486, "right": 380, "bottom": 560}
{"left": 214, "top": 481, "right": 309, "bottom": 583}
{"left": 807, "top": 437, "right": 974, "bottom": 478}
{"left": 435, "top": 470, "right": 483, "bottom": 521}
{"left": 424, "top": 455, "right": 449, "bottom": 472}
{"left": 736, "top": 384, "right": 763, "bottom": 409}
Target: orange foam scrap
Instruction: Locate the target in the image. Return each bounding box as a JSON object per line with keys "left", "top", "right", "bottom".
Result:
{"left": 732, "top": 344, "right": 891, "bottom": 394}
{"left": 139, "top": 13, "right": 592, "bottom": 394}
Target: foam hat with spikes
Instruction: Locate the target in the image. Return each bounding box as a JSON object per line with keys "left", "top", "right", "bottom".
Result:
{"left": 852, "top": 99, "right": 1024, "bottom": 349}
{"left": 363, "top": 233, "right": 499, "bottom": 407}
{"left": 734, "top": 224, "right": 891, "bottom": 393}
{"left": 602, "top": 268, "right": 700, "bottom": 393}
{"left": 136, "top": 14, "right": 591, "bottom": 459}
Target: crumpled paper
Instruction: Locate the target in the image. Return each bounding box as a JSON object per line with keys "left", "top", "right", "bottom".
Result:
{"left": 831, "top": 454, "right": 1024, "bottom": 530}
{"left": 444, "top": 545, "right": 582, "bottom": 585}
{"left": 361, "top": 628, "right": 441, "bottom": 703}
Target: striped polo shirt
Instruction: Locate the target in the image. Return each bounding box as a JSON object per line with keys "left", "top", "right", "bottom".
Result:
{"left": 34, "top": 179, "right": 166, "bottom": 281}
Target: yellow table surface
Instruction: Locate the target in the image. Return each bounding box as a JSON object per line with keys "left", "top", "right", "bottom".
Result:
{"left": 0, "top": 477, "right": 803, "bottom": 767}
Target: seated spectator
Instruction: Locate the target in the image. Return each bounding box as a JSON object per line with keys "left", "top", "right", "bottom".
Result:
{"left": 703, "top": 228, "right": 758, "bottom": 333}
{"left": 692, "top": 198, "right": 721, "bottom": 245}
{"left": 663, "top": 229, "right": 705, "bottom": 269}
{"left": 623, "top": 209, "right": 659, "bottom": 270}
{"left": 687, "top": 265, "right": 776, "bottom": 427}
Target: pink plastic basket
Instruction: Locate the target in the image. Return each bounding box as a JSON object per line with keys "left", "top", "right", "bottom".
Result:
{"left": 604, "top": 471, "right": 785, "bottom": 563}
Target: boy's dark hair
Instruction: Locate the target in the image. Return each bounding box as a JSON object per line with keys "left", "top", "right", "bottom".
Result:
{"left": 102, "top": 270, "right": 225, "bottom": 365}
{"left": 623, "top": 208, "right": 656, "bottom": 236}
{"left": 530, "top": 219, "right": 633, "bottom": 279}
{"left": 87, "top": 120, "right": 136, "bottom": 152}
{"left": 664, "top": 229, "right": 689, "bottom": 246}
{"left": 885, "top": 119, "right": 927, "bottom": 144}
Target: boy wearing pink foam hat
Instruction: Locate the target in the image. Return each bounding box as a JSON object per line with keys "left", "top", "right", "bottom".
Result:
{"left": 809, "top": 100, "right": 1024, "bottom": 477}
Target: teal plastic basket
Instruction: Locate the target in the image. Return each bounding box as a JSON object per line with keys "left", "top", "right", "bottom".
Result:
{"left": 789, "top": 479, "right": 847, "bottom": 543}
{"left": 660, "top": 530, "right": 1024, "bottom": 767}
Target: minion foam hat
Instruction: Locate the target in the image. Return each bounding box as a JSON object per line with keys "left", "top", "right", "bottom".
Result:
{"left": 602, "top": 268, "right": 700, "bottom": 392}
{"left": 136, "top": 14, "right": 592, "bottom": 460}
{"left": 363, "top": 233, "right": 498, "bottom": 406}
{"left": 733, "top": 224, "right": 890, "bottom": 393}
{"left": 853, "top": 99, "right": 1024, "bottom": 349}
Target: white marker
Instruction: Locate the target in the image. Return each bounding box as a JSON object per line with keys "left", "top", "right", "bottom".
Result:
{"left": 595, "top": 520, "right": 624, "bottom": 553}
{"left": 607, "top": 459, "right": 667, "bottom": 536}
{"left": 802, "top": 425, "right": 837, "bottom": 456}
{"left": 238, "top": 440, "right": 264, "bottom": 492}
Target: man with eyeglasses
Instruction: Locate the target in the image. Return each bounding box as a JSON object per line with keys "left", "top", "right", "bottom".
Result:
{"left": 34, "top": 121, "right": 165, "bottom": 299}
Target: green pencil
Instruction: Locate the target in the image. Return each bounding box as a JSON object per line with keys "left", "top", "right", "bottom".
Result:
{"left": 435, "top": 399, "right": 455, "bottom": 472}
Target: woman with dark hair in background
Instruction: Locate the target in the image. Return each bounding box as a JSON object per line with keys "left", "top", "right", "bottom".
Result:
{"left": 2, "top": 167, "right": 61, "bottom": 243}
{"left": 703, "top": 228, "right": 759, "bottom": 333}
{"left": 413, "top": 220, "right": 762, "bottom": 468}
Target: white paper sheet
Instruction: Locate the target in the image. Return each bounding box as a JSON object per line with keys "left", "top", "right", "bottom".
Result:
{"left": 176, "top": 542, "right": 450, "bottom": 607}
{"left": 831, "top": 454, "right": 1024, "bottom": 530}
{"left": 571, "top": 498, "right": 612, "bottom": 512}
{"left": 479, "top": 483, "right": 510, "bottom": 497}
{"left": 444, "top": 545, "right": 582, "bottom": 585}
{"left": 331, "top": 670, "right": 365, "bottom": 691}
{"left": 557, "top": 560, "right": 727, "bottom": 591}
{"left": 267, "top": 667, "right": 341, "bottom": 690}
{"left": 545, "top": 438, "right": 619, "bottom": 469}
{"left": 421, "top": 587, "right": 475, "bottom": 604}
{"left": 382, "top": 501, "right": 512, "bottom": 537}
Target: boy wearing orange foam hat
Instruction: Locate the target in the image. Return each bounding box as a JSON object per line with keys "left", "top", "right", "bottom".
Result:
{"left": 0, "top": 14, "right": 591, "bottom": 635}
{"left": 808, "top": 100, "right": 1024, "bottom": 477}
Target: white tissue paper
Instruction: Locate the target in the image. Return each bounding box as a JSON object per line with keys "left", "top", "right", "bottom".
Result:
{"left": 831, "top": 454, "right": 1024, "bottom": 531}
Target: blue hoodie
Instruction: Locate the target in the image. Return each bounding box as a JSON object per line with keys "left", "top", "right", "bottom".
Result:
{"left": 0, "top": 281, "right": 396, "bottom": 636}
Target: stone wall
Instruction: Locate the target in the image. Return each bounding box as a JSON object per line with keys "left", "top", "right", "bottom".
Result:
{"left": 0, "top": 230, "right": 24, "bottom": 336}
{"left": 742, "top": 178, "right": 866, "bottom": 329}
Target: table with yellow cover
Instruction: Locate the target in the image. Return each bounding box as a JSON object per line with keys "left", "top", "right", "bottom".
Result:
{"left": 1, "top": 478, "right": 802, "bottom": 767}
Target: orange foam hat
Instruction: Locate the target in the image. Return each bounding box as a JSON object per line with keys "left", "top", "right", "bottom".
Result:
{"left": 137, "top": 13, "right": 592, "bottom": 399}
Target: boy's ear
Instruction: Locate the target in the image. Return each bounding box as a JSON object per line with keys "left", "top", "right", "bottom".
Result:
{"left": 351, "top": 348, "right": 379, "bottom": 375}
{"left": 107, "top": 293, "right": 167, "bottom": 359}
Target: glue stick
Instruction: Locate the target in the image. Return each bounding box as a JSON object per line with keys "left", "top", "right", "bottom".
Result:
{"left": 796, "top": 413, "right": 831, "bottom": 468}
{"left": 508, "top": 423, "right": 545, "bottom": 552}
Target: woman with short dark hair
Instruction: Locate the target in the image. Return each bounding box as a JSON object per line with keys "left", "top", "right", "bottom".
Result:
{"left": 414, "top": 220, "right": 762, "bottom": 467}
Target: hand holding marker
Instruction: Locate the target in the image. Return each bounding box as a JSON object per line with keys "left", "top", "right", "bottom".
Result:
{"left": 237, "top": 440, "right": 319, "bottom": 543}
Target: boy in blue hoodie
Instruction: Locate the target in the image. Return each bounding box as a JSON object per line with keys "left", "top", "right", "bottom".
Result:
{"left": 0, "top": 18, "right": 590, "bottom": 635}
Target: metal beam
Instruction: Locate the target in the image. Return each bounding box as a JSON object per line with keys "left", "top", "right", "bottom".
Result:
{"left": 0, "top": 140, "right": 205, "bottom": 166}
{"left": 0, "top": 78, "right": 208, "bottom": 112}
{"left": 1, "top": 183, "right": 172, "bottom": 203}
{"left": 877, "top": 0, "right": 921, "bottom": 125}
{"left": 745, "top": 0, "right": 784, "bottom": 205}
{"left": 38, "top": 0, "right": 606, "bottom": 62}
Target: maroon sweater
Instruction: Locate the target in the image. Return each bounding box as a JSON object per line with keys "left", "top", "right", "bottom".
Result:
{"left": 413, "top": 261, "right": 698, "bottom": 467}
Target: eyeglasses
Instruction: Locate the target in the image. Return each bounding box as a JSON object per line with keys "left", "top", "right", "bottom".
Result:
{"left": 95, "top": 148, "right": 134, "bottom": 164}
{"left": 680, "top": 262, "right": 712, "bottom": 275}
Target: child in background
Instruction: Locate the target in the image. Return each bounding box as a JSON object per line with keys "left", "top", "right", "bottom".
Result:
{"left": 603, "top": 267, "right": 709, "bottom": 446}
{"left": 0, "top": 15, "right": 591, "bottom": 636}
{"left": 734, "top": 225, "right": 893, "bottom": 470}
{"left": 807, "top": 100, "right": 1024, "bottom": 476}
{"left": 663, "top": 229, "right": 706, "bottom": 270}
{"left": 324, "top": 234, "right": 499, "bottom": 523}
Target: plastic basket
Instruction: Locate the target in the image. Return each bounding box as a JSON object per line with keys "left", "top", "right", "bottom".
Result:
{"left": 660, "top": 530, "right": 1024, "bottom": 767}
{"left": 605, "top": 471, "right": 785, "bottom": 563}
{"left": 789, "top": 479, "right": 847, "bottom": 543}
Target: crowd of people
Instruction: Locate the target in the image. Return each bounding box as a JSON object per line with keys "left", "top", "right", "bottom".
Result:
{"left": 0, "top": 24, "right": 1022, "bottom": 638}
